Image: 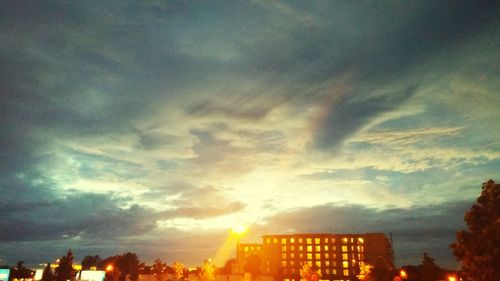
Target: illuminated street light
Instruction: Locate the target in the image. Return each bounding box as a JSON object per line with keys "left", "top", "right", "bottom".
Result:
{"left": 400, "top": 270, "right": 407, "bottom": 279}
{"left": 448, "top": 275, "right": 457, "bottom": 281}
{"left": 106, "top": 265, "right": 114, "bottom": 272}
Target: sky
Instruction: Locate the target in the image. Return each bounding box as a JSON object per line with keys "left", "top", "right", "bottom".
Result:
{"left": 1, "top": 0, "right": 499, "bottom": 270}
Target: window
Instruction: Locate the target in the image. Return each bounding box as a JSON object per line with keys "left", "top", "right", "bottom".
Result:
{"left": 315, "top": 253, "right": 320, "bottom": 259}
{"left": 299, "top": 238, "right": 303, "bottom": 243}
{"left": 244, "top": 246, "right": 249, "bottom": 252}
{"left": 342, "top": 261, "right": 348, "bottom": 268}
{"left": 307, "top": 253, "right": 312, "bottom": 260}
{"left": 342, "top": 237, "right": 348, "bottom": 243}
{"left": 290, "top": 245, "right": 295, "bottom": 251}
{"left": 342, "top": 246, "right": 348, "bottom": 252}
{"left": 357, "top": 237, "right": 364, "bottom": 244}
{"left": 332, "top": 246, "right": 336, "bottom": 251}
{"left": 307, "top": 238, "right": 312, "bottom": 244}
{"left": 266, "top": 238, "right": 271, "bottom": 244}
{"left": 325, "top": 261, "right": 330, "bottom": 266}
{"left": 324, "top": 238, "right": 329, "bottom": 243}
{"left": 315, "top": 238, "right": 320, "bottom": 244}
{"left": 290, "top": 238, "right": 295, "bottom": 243}
{"left": 299, "top": 253, "right": 303, "bottom": 259}
{"left": 307, "top": 261, "right": 312, "bottom": 266}
{"left": 274, "top": 238, "right": 278, "bottom": 244}
{"left": 332, "top": 269, "right": 337, "bottom": 275}
{"left": 342, "top": 253, "right": 348, "bottom": 260}
{"left": 350, "top": 238, "right": 354, "bottom": 243}
{"left": 282, "top": 253, "right": 286, "bottom": 259}
{"left": 257, "top": 246, "right": 261, "bottom": 250}
{"left": 290, "top": 261, "right": 295, "bottom": 266}
{"left": 291, "top": 253, "right": 294, "bottom": 259}
{"left": 299, "top": 245, "right": 303, "bottom": 251}
{"left": 315, "top": 245, "right": 321, "bottom": 252}
{"left": 343, "top": 269, "right": 349, "bottom": 276}
{"left": 282, "top": 238, "right": 287, "bottom": 244}
{"left": 324, "top": 245, "right": 329, "bottom": 251}
{"left": 307, "top": 245, "right": 312, "bottom": 252}
{"left": 331, "top": 238, "right": 336, "bottom": 243}
{"left": 315, "top": 261, "right": 321, "bottom": 267}
{"left": 325, "top": 253, "right": 329, "bottom": 259}
{"left": 282, "top": 261, "right": 286, "bottom": 267}
{"left": 325, "top": 269, "right": 329, "bottom": 274}
{"left": 282, "top": 245, "right": 287, "bottom": 252}
{"left": 332, "top": 253, "right": 336, "bottom": 259}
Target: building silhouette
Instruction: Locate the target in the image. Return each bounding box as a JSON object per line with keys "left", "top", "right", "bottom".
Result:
{"left": 237, "top": 233, "right": 393, "bottom": 281}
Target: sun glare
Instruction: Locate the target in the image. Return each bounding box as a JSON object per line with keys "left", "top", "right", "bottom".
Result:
{"left": 231, "top": 225, "right": 247, "bottom": 235}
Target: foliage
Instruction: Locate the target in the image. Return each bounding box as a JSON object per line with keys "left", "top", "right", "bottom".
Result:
{"left": 81, "top": 255, "right": 101, "bottom": 270}
{"left": 41, "top": 263, "right": 55, "bottom": 281}
{"left": 243, "top": 254, "right": 261, "bottom": 281}
{"left": 172, "top": 261, "right": 187, "bottom": 281}
{"left": 418, "top": 253, "right": 444, "bottom": 281}
{"left": 451, "top": 179, "right": 500, "bottom": 281}
{"left": 151, "top": 258, "right": 167, "bottom": 281}
{"left": 55, "top": 250, "right": 76, "bottom": 281}
{"left": 299, "top": 263, "right": 321, "bottom": 281}
{"left": 115, "top": 252, "right": 140, "bottom": 281}
{"left": 10, "top": 261, "right": 34, "bottom": 279}
{"left": 363, "top": 257, "right": 393, "bottom": 281}
{"left": 198, "top": 259, "right": 215, "bottom": 281}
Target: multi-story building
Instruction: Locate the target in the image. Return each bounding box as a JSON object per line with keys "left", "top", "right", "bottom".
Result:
{"left": 237, "top": 233, "right": 393, "bottom": 281}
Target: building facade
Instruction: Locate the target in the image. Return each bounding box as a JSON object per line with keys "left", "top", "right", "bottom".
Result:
{"left": 237, "top": 233, "right": 393, "bottom": 281}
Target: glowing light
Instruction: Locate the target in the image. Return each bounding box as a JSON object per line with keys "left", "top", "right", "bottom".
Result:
{"left": 106, "top": 265, "right": 113, "bottom": 272}
{"left": 231, "top": 225, "right": 247, "bottom": 235}
{"left": 448, "top": 276, "right": 457, "bottom": 281}
{"left": 400, "top": 270, "right": 407, "bottom": 279}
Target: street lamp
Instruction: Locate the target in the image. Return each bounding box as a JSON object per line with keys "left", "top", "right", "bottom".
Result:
{"left": 400, "top": 270, "right": 407, "bottom": 279}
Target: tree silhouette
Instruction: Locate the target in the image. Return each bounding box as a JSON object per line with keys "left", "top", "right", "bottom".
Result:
{"left": 198, "top": 260, "right": 215, "bottom": 281}
{"left": 363, "top": 257, "right": 393, "bottom": 281}
{"left": 41, "top": 263, "right": 55, "bottom": 281}
{"left": 152, "top": 259, "right": 167, "bottom": 281}
{"left": 451, "top": 179, "right": 500, "bottom": 281}
{"left": 115, "top": 252, "right": 139, "bottom": 281}
{"left": 11, "top": 261, "right": 34, "bottom": 279}
{"left": 418, "top": 253, "right": 443, "bottom": 281}
{"left": 55, "top": 250, "right": 76, "bottom": 281}
{"left": 82, "top": 255, "right": 102, "bottom": 270}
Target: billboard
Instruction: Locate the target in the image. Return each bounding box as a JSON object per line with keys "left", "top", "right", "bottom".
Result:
{"left": 79, "top": 270, "right": 105, "bottom": 281}
{"left": 0, "top": 269, "right": 10, "bottom": 281}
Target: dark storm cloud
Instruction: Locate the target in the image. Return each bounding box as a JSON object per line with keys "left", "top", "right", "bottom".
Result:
{"left": 258, "top": 201, "right": 472, "bottom": 268}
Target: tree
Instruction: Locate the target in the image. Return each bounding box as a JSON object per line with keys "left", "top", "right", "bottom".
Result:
{"left": 151, "top": 258, "right": 167, "bottom": 281}
{"left": 300, "top": 264, "right": 321, "bottom": 281}
{"left": 419, "top": 253, "right": 444, "bottom": 281}
{"left": 115, "top": 252, "right": 139, "bottom": 281}
{"left": 363, "top": 257, "right": 393, "bottom": 281}
{"left": 82, "top": 255, "right": 101, "bottom": 270}
{"left": 11, "top": 261, "right": 34, "bottom": 280}
{"left": 55, "top": 250, "right": 76, "bottom": 281}
{"left": 41, "top": 263, "right": 55, "bottom": 281}
{"left": 451, "top": 179, "right": 500, "bottom": 281}
{"left": 172, "top": 261, "right": 186, "bottom": 281}
{"left": 198, "top": 259, "right": 215, "bottom": 281}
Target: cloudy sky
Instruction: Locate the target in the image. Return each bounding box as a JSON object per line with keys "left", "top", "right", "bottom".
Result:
{"left": 1, "top": 0, "right": 499, "bottom": 269}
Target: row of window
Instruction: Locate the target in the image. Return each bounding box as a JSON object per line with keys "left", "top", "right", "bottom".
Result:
{"left": 280, "top": 252, "right": 364, "bottom": 261}
{"left": 277, "top": 268, "right": 351, "bottom": 277}
{"left": 280, "top": 245, "right": 364, "bottom": 253}
{"left": 265, "top": 237, "right": 364, "bottom": 245}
